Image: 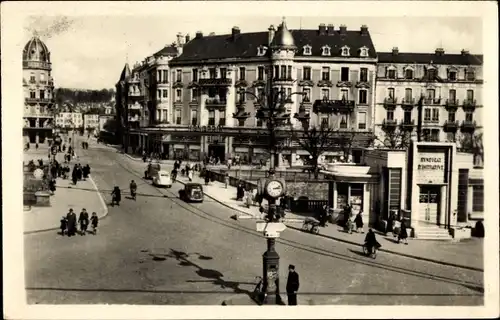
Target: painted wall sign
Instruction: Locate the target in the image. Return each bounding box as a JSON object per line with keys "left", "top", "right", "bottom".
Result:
{"left": 416, "top": 151, "right": 446, "bottom": 184}
{"left": 188, "top": 125, "right": 224, "bottom": 132}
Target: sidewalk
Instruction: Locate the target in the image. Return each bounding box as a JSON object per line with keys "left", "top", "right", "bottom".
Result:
{"left": 23, "top": 144, "right": 108, "bottom": 234}
{"left": 115, "top": 146, "right": 484, "bottom": 271}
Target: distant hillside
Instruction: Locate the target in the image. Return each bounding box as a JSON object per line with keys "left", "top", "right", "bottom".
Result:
{"left": 55, "top": 88, "right": 115, "bottom": 105}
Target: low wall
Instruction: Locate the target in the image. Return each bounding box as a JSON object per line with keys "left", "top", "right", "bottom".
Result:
{"left": 209, "top": 168, "right": 327, "bottom": 181}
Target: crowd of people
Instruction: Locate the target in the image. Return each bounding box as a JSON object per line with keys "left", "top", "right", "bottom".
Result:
{"left": 60, "top": 208, "right": 99, "bottom": 236}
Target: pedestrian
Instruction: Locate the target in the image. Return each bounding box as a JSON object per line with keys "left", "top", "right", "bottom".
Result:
{"left": 62, "top": 144, "right": 66, "bottom": 152}
{"left": 204, "top": 171, "right": 210, "bottom": 185}
{"left": 76, "top": 164, "right": 83, "bottom": 180}
{"left": 398, "top": 218, "right": 408, "bottom": 244}
{"left": 354, "top": 210, "right": 364, "bottom": 233}
{"left": 60, "top": 216, "right": 67, "bottom": 236}
{"left": 386, "top": 211, "right": 395, "bottom": 235}
{"left": 236, "top": 183, "right": 245, "bottom": 201}
{"left": 72, "top": 165, "right": 78, "bottom": 185}
{"left": 286, "top": 264, "right": 300, "bottom": 306}
{"left": 90, "top": 212, "right": 99, "bottom": 235}
{"left": 224, "top": 173, "right": 229, "bottom": 189}
{"left": 48, "top": 179, "right": 56, "bottom": 195}
{"left": 188, "top": 169, "right": 193, "bottom": 182}
{"left": 78, "top": 208, "right": 89, "bottom": 235}
{"left": 35, "top": 143, "right": 39, "bottom": 149}
{"left": 66, "top": 208, "right": 77, "bottom": 237}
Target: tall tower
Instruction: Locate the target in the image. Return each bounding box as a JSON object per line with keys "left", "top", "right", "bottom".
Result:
{"left": 22, "top": 35, "right": 55, "bottom": 144}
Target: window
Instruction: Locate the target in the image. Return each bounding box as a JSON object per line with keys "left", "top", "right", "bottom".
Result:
{"left": 257, "top": 46, "right": 267, "bottom": 56}
{"left": 176, "top": 89, "right": 182, "bottom": 102}
{"left": 40, "top": 73, "right": 45, "bottom": 81}
{"left": 175, "top": 109, "right": 182, "bottom": 124}
{"left": 405, "top": 88, "right": 412, "bottom": 101}
{"left": 427, "top": 68, "right": 436, "bottom": 79}
{"left": 257, "top": 87, "right": 265, "bottom": 100}
{"left": 321, "top": 89, "right": 330, "bottom": 100}
{"left": 163, "top": 70, "right": 168, "bottom": 82}
{"left": 39, "top": 90, "right": 45, "bottom": 99}
{"left": 339, "top": 115, "right": 348, "bottom": 128}
{"left": 157, "top": 90, "right": 161, "bottom": 99}
{"left": 160, "top": 90, "right": 166, "bottom": 99}
{"left": 360, "top": 68, "right": 368, "bottom": 82}
{"left": 448, "top": 89, "right": 456, "bottom": 101}
{"left": 157, "top": 70, "right": 161, "bottom": 81}
{"left": 431, "top": 129, "right": 440, "bottom": 142}
{"left": 176, "top": 69, "right": 182, "bottom": 82}
{"left": 258, "top": 66, "right": 265, "bottom": 80}
{"left": 273, "top": 65, "right": 279, "bottom": 79}
{"left": 192, "top": 69, "right": 198, "bottom": 82}
{"left": 386, "top": 110, "right": 394, "bottom": 121}
{"left": 191, "top": 88, "right": 199, "bottom": 101}
{"left": 405, "top": 69, "right": 413, "bottom": 79}
{"left": 341, "top": 67, "right": 349, "bottom": 82}
{"left": 219, "top": 110, "right": 226, "bottom": 126}
{"left": 208, "top": 110, "right": 215, "bottom": 125}
{"left": 432, "top": 108, "right": 439, "bottom": 122}
{"left": 321, "top": 116, "right": 329, "bottom": 126}
{"left": 322, "top": 67, "right": 330, "bottom": 81}
{"left": 387, "top": 69, "right": 396, "bottom": 79}
{"left": 360, "top": 47, "right": 369, "bottom": 57}
{"left": 447, "top": 132, "right": 456, "bottom": 142}
{"left": 220, "top": 68, "right": 227, "bottom": 79}
{"left": 358, "top": 90, "right": 367, "bottom": 104}
{"left": 280, "top": 65, "right": 286, "bottom": 79}
{"left": 466, "top": 89, "right": 474, "bottom": 101}
{"left": 341, "top": 47, "right": 350, "bottom": 56}
{"left": 30, "top": 75, "right": 35, "bottom": 82}
{"left": 287, "top": 66, "right": 292, "bottom": 79}
{"left": 448, "top": 111, "right": 456, "bottom": 122}
{"left": 423, "top": 129, "right": 431, "bottom": 141}
{"left": 191, "top": 109, "right": 198, "bottom": 125}
{"left": 303, "top": 88, "right": 311, "bottom": 102}
{"left": 472, "top": 185, "right": 484, "bottom": 212}
{"left": 448, "top": 70, "right": 457, "bottom": 81}
{"left": 341, "top": 89, "right": 348, "bottom": 100}
{"left": 30, "top": 91, "right": 36, "bottom": 99}
{"left": 209, "top": 68, "right": 216, "bottom": 79}
{"left": 358, "top": 112, "right": 367, "bottom": 130}
{"left": 465, "top": 68, "right": 475, "bottom": 81}
{"left": 303, "top": 45, "right": 311, "bottom": 55}
{"left": 424, "top": 108, "right": 431, "bottom": 121}
{"left": 322, "top": 46, "right": 331, "bottom": 56}
{"left": 388, "top": 88, "right": 395, "bottom": 99}
{"left": 239, "top": 67, "right": 246, "bottom": 80}
{"left": 426, "top": 89, "right": 435, "bottom": 100}
{"left": 403, "top": 110, "right": 412, "bottom": 123}
{"left": 465, "top": 111, "right": 473, "bottom": 122}
{"left": 303, "top": 67, "right": 311, "bottom": 80}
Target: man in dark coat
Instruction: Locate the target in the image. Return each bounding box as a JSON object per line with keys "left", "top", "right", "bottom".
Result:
{"left": 66, "top": 208, "right": 77, "bottom": 237}
{"left": 78, "top": 208, "right": 89, "bottom": 235}
{"left": 286, "top": 264, "right": 300, "bottom": 305}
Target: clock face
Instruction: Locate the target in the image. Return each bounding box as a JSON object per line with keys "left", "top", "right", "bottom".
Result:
{"left": 266, "top": 180, "right": 284, "bottom": 198}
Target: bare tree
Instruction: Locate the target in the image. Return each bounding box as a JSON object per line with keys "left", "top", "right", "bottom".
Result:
{"left": 459, "top": 132, "right": 484, "bottom": 166}
{"left": 376, "top": 127, "right": 412, "bottom": 149}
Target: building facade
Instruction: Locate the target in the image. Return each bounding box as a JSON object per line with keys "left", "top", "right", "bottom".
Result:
{"left": 23, "top": 36, "right": 56, "bottom": 144}
{"left": 126, "top": 20, "right": 378, "bottom": 164}
{"left": 55, "top": 112, "right": 84, "bottom": 129}
{"left": 84, "top": 113, "right": 100, "bottom": 132}
{"left": 375, "top": 47, "right": 483, "bottom": 166}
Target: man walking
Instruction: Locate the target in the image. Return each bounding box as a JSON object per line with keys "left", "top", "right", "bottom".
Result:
{"left": 286, "top": 264, "right": 300, "bottom": 306}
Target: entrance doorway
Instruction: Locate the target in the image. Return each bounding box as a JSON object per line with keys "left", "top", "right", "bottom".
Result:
{"left": 28, "top": 132, "right": 36, "bottom": 144}
{"left": 419, "top": 185, "right": 441, "bottom": 225}
{"left": 208, "top": 145, "right": 225, "bottom": 162}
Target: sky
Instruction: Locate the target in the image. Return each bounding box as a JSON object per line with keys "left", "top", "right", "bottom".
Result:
{"left": 21, "top": 7, "right": 483, "bottom": 90}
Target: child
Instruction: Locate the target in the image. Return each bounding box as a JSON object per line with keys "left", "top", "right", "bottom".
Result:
{"left": 90, "top": 212, "right": 99, "bottom": 235}
{"left": 60, "top": 216, "right": 67, "bottom": 236}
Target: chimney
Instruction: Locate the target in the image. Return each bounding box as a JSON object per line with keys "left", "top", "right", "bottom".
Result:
{"left": 176, "top": 32, "right": 185, "bottom": 46}
{"left": 318, "top": 23, "right": 327, "bottom": 35}
{"left": 195, "top": 31, "right": 203, "bottom": 39}
{"left": 360, "top": 25, "right": 368, "bottom": 35}
{"left": 231, "top": 26, "right": 240, "bottom": 40}
{"left": 435, "top": 48, "right": 445, "bottom": 56}
{"left": 268, "top": 25, "right": 275, "bottom": 45}
{"left": 461, "top": 49, "right": 469, "bottom": 56}
{"left": 392, "top": 47, "right": 399, "bottom": 55}
{"left": 185, "top": 34, "right": 190, "bottom": 43}
{"left": 339, "top": 24, "right": 347, "bottom": 35}
{"left": 327, "top": 24, "right": 335, "bottom": 36}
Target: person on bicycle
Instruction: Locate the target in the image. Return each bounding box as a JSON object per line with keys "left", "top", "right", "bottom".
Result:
{"left": 111, "top": 186, "right": 121, "bottom": 206}
{"left": 364, "top": 229, "right": 380, "bottom": 254}
{"left": 129, "top": 180, "right": 137, "bottom": 200}
{"left": 171, "top": 168, "right": 177, "bottom": 182}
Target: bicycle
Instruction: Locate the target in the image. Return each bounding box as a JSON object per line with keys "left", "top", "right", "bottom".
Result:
{"left": 362, "top": 243, "right": 378, "bottom": 259}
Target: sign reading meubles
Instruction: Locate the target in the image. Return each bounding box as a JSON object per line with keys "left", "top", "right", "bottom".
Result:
{"left": 416, "top": 152, "right": 446, "bottom": 184}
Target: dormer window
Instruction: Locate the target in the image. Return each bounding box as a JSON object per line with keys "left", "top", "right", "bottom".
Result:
{"left": 257, "top": 46, "right": 268, "bottom": 57}
{"left": 321, "top": 45, "right": 331, "bottom": 56}
{"left": 359, "top": 46, "right": 369, "bottom": 57}
{"left": 341, "top": 46, "right": 351, "bottom": 57}
{"left": 386, "top": 66, "right": 397, "bottom": 79}
{"left": 303, "top": 45, "right": 312, "bottom": 55}
{"left": 404, "top": 67, "right": 414, "bottom": 80}
{"left": 447, "top": 68, "right": 457, "bottom": 81}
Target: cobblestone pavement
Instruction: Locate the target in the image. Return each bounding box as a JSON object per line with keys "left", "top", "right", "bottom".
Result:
{"left": 24, "top": 141, "right": 483, "bottom": 306}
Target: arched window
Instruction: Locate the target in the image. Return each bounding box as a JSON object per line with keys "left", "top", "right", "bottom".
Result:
{"left": 341, "top": 46, "right": 351, "bottom": 57}
{"left": 321, "top": 46, "right": 331, "bottom": 56}
{"left": 303, "top": 45, "right": 312, "bottom": 55}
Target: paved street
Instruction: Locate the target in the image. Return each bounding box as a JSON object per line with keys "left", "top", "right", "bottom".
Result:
{"left": 24, "top": 139, "right": 484, "bottom": 305}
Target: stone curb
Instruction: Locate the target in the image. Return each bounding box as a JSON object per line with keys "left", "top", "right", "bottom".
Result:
{"left": 286, "top": 225, "right": 483, "bottom": 272}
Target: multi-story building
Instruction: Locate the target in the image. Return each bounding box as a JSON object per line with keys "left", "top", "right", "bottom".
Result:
{"left": 55, "top": 112, "right": 84, "bottom": 129}
{"left": 83, "top": 113, "right": 100, "bottom": 132}
{"left": 127, "top": 19, "right": 378, "bottom": 163}
{"left": 23, "top": 35, "right": 56, "bottom": 144}
{"left": 375, "top": 47, "right": 483, "bottom": 165}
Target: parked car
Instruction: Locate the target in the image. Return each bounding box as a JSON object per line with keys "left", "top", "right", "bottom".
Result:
{"left": 152, "top": 170, "right": 172, "bottom": 188}
{"left": 179, "top": 183, "right": 204, "bottom": 203}
{"left": 144, "top": 163, "right": 161, "bottom": 179}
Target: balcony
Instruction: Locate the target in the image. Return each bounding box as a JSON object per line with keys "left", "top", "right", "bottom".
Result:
{"left": 198, "top": 78, "right": 232, "bottom": 87}
{"left": 298, "top": 79, "right": 314, "bottom": 87}
{"left": 23, "top": 60, "right": 51, "bottom": 70}
{"left": 461, "top": 120, "right": 477, "bottom": 132}
{"left": 273, "top": 76, "right": 295, "bottom": 85}
{"left": 355, "top": 80, "right": 371, "bottom": 88}
{"left": 25, "top": 98, "right": 54, "bottom": 104}
{"left": 443, "top": 120, "right": 459, "bottom": 132}
{"left": 462, "top": 99, "right": 477, "bottom": 109}
{"left": 336, "top": 81, "right": 353, "bottom": 88}
{"left": 205, "top": 98, "right": 227, "bottom": 109}
{"left": 317, "top": 79, "right": 333, "bottom": 87}
{"left": 400, "top": 119, "right": 415, "bottom": 130}
{"left": 381, "top": 119, "right": 398, "bottom": 130}
{"left": 445, "top": 99, "right": 459, "bottom": 111}
{"left": 234, "top": 79, "right": 248, "bottom": 88}
{"left": 401, "top": 98, "right": 415, "bottom": 107}
{"left": 423, "top": 97, "right": 441, "bottom": 105}
{"left": 383, "top": 97, "right": 397, "bottom": 109}
{"left": 172, "top": 81, "right": 184, "bottom": 89}
{"left": 25, "top": 109, "right": 53, "bottom": 117}
{"left": 312, "top": 99, "right": 355, "bottom": 114}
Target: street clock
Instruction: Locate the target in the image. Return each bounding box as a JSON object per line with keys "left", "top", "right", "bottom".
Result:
{"left": 265, "top": 179, "right": 286, "bottom": 199}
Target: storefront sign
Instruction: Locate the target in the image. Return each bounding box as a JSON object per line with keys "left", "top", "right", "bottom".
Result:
{"left": 416, "top": 152, "right": 446, "bottom": 184}
{"left": 188, "top": 125, "right": 224, "bottom": 133}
